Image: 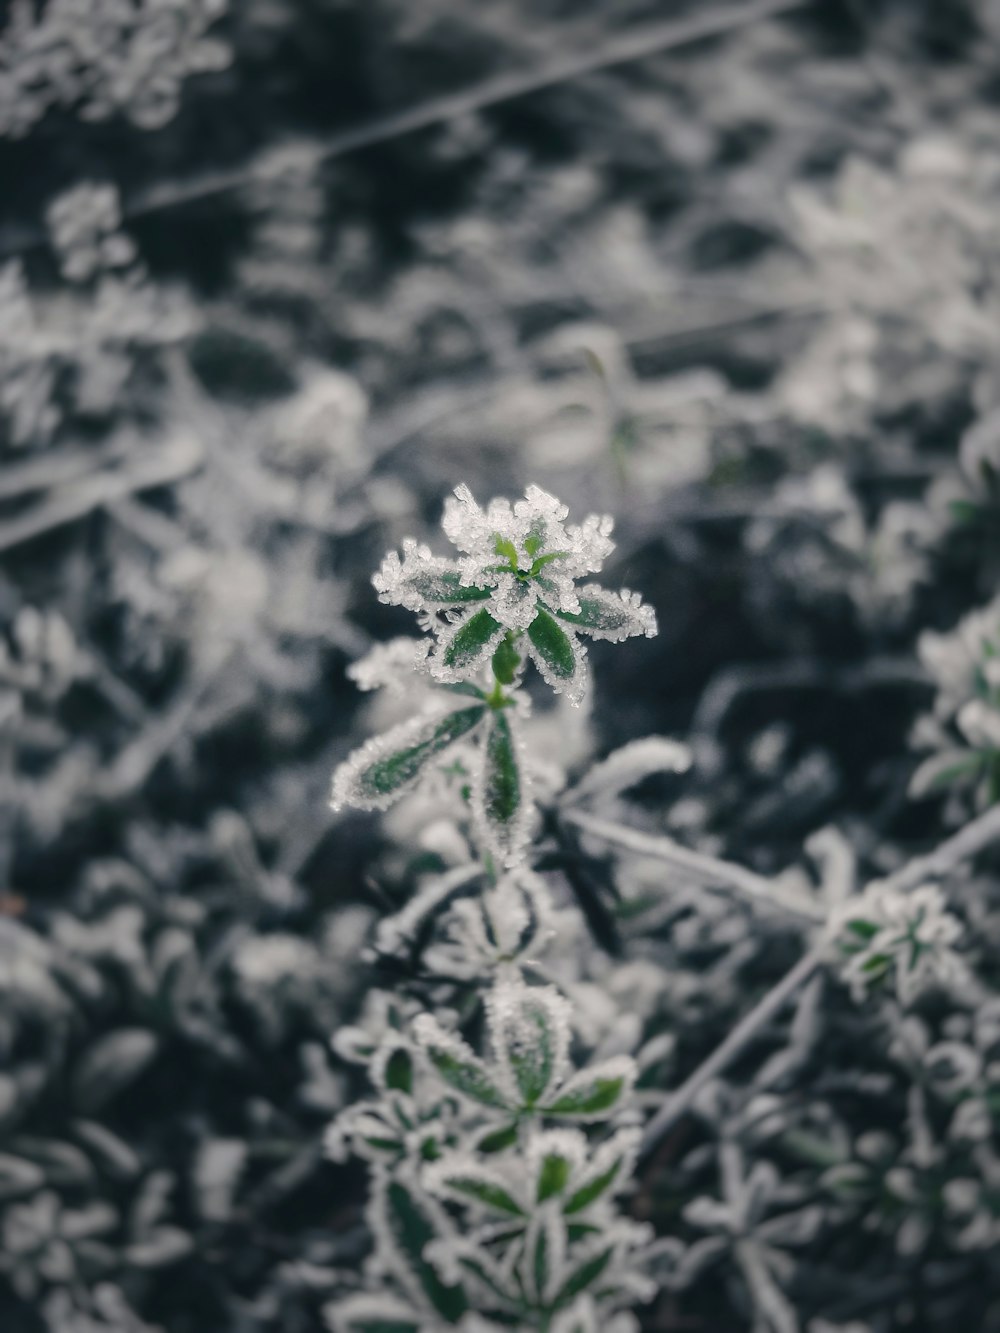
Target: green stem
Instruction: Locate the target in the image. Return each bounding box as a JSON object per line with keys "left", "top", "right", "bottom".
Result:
{"left": 485, "top": 678, "right": 508, "bottom": 709}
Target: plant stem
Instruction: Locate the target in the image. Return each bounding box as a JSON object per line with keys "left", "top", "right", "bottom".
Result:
{"left": 562, "top": 809, "right": 826, "bottom": 924}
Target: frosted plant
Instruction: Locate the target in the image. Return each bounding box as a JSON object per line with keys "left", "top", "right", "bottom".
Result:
{"left": 836, "top": 882, "right": 964, "bottom": 1007}
{"left": 324, "top": 488, "right": 665, "bottom": 1330}
{"left": 331, "top": 484, "right": 657, "bottom": 868}
{"left": 0, "top": 0, "right": 230, "bottom": 138}
{"left": 372, "top": 483, "right": 655, "bottom": 701}
{"left": 324, "top": 973, "right": 655, "bottom": 1333}
{"left": 910, "top": 594, "right": 1000, "bottom": 809}
{"left": 679, "top": 1142, "right": 822, "bottom": 1333}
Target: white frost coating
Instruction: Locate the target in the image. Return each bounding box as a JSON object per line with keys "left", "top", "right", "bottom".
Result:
{"left": 412, "top": 1012, "right": 509, "bottom": 1109}
{"left": 347, "top": 637, "right": 431, "bottom": 693}
{"left": 909, "top": 592, "right": 1000, "bottom": 812}
{"left": 486, "top": 973, "right": 573, "bottom": 1109}
{"left": 566, "top": 735, "right": 692, "bottom": 805}
{"left": 525, "top": 618, "right": 591, "bottom": 708}
{"left": 445, "top": 868, "right": 555, "bottom": 969}
{"left": 539, "top": 1054, "right": 638, "bottom": 1121}
{"left": 836, "top": 881, "right": 964, "bottom": 1006}
{"left": 374, "top": 863, "right": 482, "bottom": 958}
{"left": 470, "top": 705, "right": 535, "bottom": 869}
{"left": 323, "top": 1292, "right": 418, "bottom": 1333}
{"left": 329, "top": 701, "right": 486, "bottom": 812}
{"left": 565, "top": 585, "right": 658, "bottom": 642}
{"left": 367, "top": 484, "right": 654, "bottom": 702}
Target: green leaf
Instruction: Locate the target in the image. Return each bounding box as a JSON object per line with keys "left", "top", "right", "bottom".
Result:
{"left": 478, "top": 1122, "right": 520, "bottom": 1154}
{"left": 437, "top": 1172, "right": 525, "bottom": 1216}
{"left": 482, "top": 712, "right": 521, "bottom": 837}
{"left": 527, "top": 608, "right": 576, "bottom": 681}
{"left": 422, "top": 1045, "right": 510, "bottom": 1111}
{"left": 566, "top": 1222, "right": 601, "bottom": 1242}
{"left": 564, "top": 1157, "right": 623, "bottom": 1214}
{"left": 554, "top": 1247, "right": 613, "bottom": 1305}
{"left": 384, "top": 1048, "right": 413, "bottom": 1094}
{"left": 542, "top": 1061, "right": 632, "bottom": 1119}
{"left": 491, "top": 633, "right": 521, "bottom": 686}
{"left": 844, "top": 919, "right": 879, "bottom": 941}
{"left": 533, "top": 1222, "right": 549, "bottom": 1302}
{"left": 385, "top": 1181, "right": 467, "bottom": 1323}
{"left": 949, "top": 499, "right": 983, "bottom": 525}
{"left": 346, "top": 1323, "right": 418, "bottom": 1333}
{"left": 444, "top": 609, "right": 503, "bottom": 672}
{"left": 362, "top": 1136, "right": 403, "bottom": 1155}
{"left": 456, "top": 1254, "right": 514, "bottom": 1304}
{"left": 406, "top": 569, "right": 492, "bottom": 604}
{"left": 529, "top": 550, "right": 568, "bottom": 575}
{"left": 493, "top": 534, "right": 520, "bottom": 569}
{"left": 524, "top": 528, "right": 544, "bottom": 559}
{"left": 355, "top": 707, "right": 486, "bottom": 802}
{"left": 536, "top": 1153, "right": 571, "bottom": 1203}
{"left": 508, "top": 997, "right": 557, "bottom": 1107}
{"left": 439, "top": 682, "right": 488, "bottom": 700}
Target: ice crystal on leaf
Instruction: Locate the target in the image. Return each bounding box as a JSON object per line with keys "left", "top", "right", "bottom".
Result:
{"left": 414, "top": 973, "right": 636, "bottom": 1121}
{"left": 836, "top": 883, "right": 964, "bottom": 1007}
{"left": 325, "top": 973, "right": 653, "bottom": 1333}
{"left": 332, "top": 484, "right": 658, "bottom": 867}
{"left": 910, "top": 594, "right": 1000, "bottom": 810}
{"left": 372, "top": 483, "right": 656, "bottom": 704}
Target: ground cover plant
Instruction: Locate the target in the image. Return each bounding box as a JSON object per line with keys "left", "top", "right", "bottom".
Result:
{"left": 4, "top": 1, "right": 1000, "bottom": 1330}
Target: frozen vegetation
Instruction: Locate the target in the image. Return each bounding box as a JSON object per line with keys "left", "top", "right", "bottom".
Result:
{"left": 3, "top": 2, "right": 1000, "bottom": 1331}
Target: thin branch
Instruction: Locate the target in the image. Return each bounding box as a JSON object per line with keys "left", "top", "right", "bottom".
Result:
{"left": 0, "top": 434, "right": 203, "bottom": 554}
{"left": 562, "top": 809, "right": 827, "bottom": 924}
{"left": 131, "top": 0, "right": 808, "bottom": 217}
{"left": 0, "top": 0, "right": 809, "bottom": 260}
{"left": 638, "top": 801, "right": 1000, "bottom": 1160}
{"left": 881, "top": 801, "right": 1000, "bottom": 894}
{"left": 639, "top": 931, "right": 833, "bottom": 1159}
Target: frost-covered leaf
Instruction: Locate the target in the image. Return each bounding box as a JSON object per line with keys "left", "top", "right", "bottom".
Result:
{"left": 563, "top": 1130, "right": 640, "bottom": 1214}
{"left": 414, "top": 1016, "right": 510, "bottom": 1110}
{"left": 552, "top": 585, "right": 657, "bottom": 641}
{"left": 565, "top": 736, "right": 691, "bottom": 804}
{"left": 71, "top": 1121, "right": 141, "bottom": 1179}
{"left": 124, "top": 1226, "right": 193, "bottom": 1268}
{"left": 527, "top": 609, "right": 583, "bottom": 695}
{"left": 440, "top": 608, "right": 505, "bottom": 676}
{"left": 373, "top": 1174, "right": 468, "bottom": 1322}
{"left": 374, "top": 542, "right": 492, "bottom": 611}
{"left": 541, "top": 1056, "right": 636, "bottom": 1120}
{"left": 0, "top": 1152, "right": 45, "bottom": 1198}
{"left": 554, "top": 1243, "right": 614, "bottom": 1305}
{"left": 425, "top": 1156, "right": 526, "bottom": 1216}
{"left": 473, "top": 709, "right": 531, "bottom": 868}
{"left": 488, "top": 978, "right": 571, "bottom": 1109}
{"left": 331, "top": 705, "right": 486, "bottom": 811}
